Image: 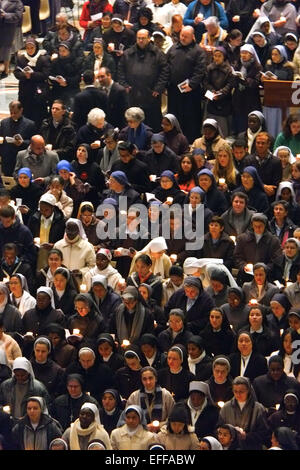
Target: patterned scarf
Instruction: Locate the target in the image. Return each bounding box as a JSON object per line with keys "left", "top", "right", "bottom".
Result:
{"left": 139, "top": 385, "right": 163, "bottom": 422}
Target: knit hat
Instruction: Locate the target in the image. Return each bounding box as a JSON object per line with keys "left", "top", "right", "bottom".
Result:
{"left": 18, "top": 167, "right": 32, "bottom": 181}
{"left": 110, "top": 170, "right": 130, "bottom": 187}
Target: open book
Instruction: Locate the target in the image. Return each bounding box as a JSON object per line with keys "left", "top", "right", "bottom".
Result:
{"left": 17, "top": 65, "right": 33, "bottom": 73}
{"left": 260, "top": 70, "right": 278, "bottom": 80}
{"left": 49, "top": 75, "right": 66, "bottom": 82}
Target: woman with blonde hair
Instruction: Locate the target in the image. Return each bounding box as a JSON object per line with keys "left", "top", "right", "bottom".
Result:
{"left": 213, "top": 144, "right": 240, "bottom": 195}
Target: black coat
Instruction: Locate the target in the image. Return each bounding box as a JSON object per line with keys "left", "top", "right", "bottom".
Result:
{"left": 22, "top": 306, "right": 65, "bottom": 336}
{"left": 12, "top": 414, "right": 62, "bottom": 450}
{"left": 52, "top": 286, "right": 78, "bottom": 318}
{"left": 206, "top": 375, "right": 234, "bottom": 404}
{"left": 90, "top": 288, "right": 122, "bottom": 330}
{"left": 157, "top": 367, "right": 195, "bottom": 402}
{"left": 83, "top": 51, "right": 116, "bottom": 79}
{"left": 184, "top": 400, "right": 219, "bottom": 439}
{"left": 76, "top": 122, "right": 113, "bottom": 161}
{"left": 244, "top": 153, "right": 283, "bottom": 189}
{"left": 239, "top": 325, "right": 279, "bottom": 357}
{"left": 0, "top": 116, "right": 36, "bottom": 176}
{"left": 114, "top": 366, "right": 142, "bottom": 400}
{"left": 201, "top": 324, "right": 235, "bottom": 357}
{"left": 164, "top": 288, "right": 215, "bottom": 335}
{"left": 253, "top": 372, "right": 300, "bottom": 409}
{"left": 72, "top": 86, "right": 109, "bottom": 130}
{"left": 192, "top": 354, "right": 214, "bottom": 382}
{"left": 49, "top": 55, "right": 81, "bottom": 106}
{"left": 100, "top": 406, "right": 122, "bottom": 436}
{"left": 105, "top": 81, "right": 129, "bottom": 129}
{"left": 229, "top": 351, "right": 268, "bottom": 382}
{"left": 52, "top": 392, "right": 99, "bottom": 431}
{"left": 68, "top": 310, "right": 106, "bottom": 348}
{"left": 158, "top": 328, "right": 193, "bottom": 353}
{"left": 204, "top": 61, "right": 235, "bottom": 116}
{"left": 30, "top": 358, "right": 64, "bottom": 399}
{"left": 0, "top": 258, "right": 35, "bottom": 294}
{"left": 10, "top": 182, "right": 44, "bottom": 226}
{"left": 0, "top": 303, "right": 22, "bottom": 334}
{"left": 110, "top": 157, "right": 150, "bottom": 194}
{"left": 142, "top": 146, "right": 179, "bottom": 177}
{"left": 0, "top": 218, "right": 37, "bottom": 268}
{"left": 199, "top": 232, "right": 235, "bottom": 270}
{"left": 126, "top": 272, "right": 163, "bottom": 306}
{"left": 204, "top": 185, "right": 228, "bottom": 216}
{"left": 28, "top": 207, "right": 66, "bottom": 244}
{"left": 40, "top": 115, "right": 76, "bottom": 161}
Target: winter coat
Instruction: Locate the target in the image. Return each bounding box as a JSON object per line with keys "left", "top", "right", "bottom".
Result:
{"left": 221, "top": 206, "right": 255, "bottom": 237}
{"left": 229, "top": 351, "right": 268, "bottom": 382}
{"left": 52, "top": 392, "right": 99, "bottom": 431}
{"left": 40, "top": 115, "right": 76, "bottom": 161}
{"left": 0, "top": 217, "right": 36, "bottom": 268}
{"left": 53, "top": 237, "right": 96, "bottom": 276}
{"left": 253, "top": 372, "right": 300, "bottom": 409}
{"left": 12, "top": 414, "right": 62, "bottom": 450}
{"left": 22, "top": 305, "right": 65, "bottom": 336}
{"left": 28, "top": 207, "right": 66, "bottom": 244}
{"left": 30, "top": 358, "right": 64, "bottom": 398}
{"left": 111, "top": 423, "right": 156, "bottom": 450}
{"left": 204, "top": 61, "right": 235, "bottom": 116}
{"left": 199, "top": 232, "right": 235, "bottom": 270}
{"left": 157, "top": 425, "right": 199, "bottom": 450}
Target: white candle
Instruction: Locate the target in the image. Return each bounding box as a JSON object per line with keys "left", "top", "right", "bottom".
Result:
{"left": 94, "top": 140, "right": 101, "bottom": 146}
{"left": 230, "top": 236, "right": 236, "bottom": 245}
{"left": 3, "top": 406, "right": 10, "bottom": 414}
{"left": 249, "top": 298, "right": 258, "bottom": 306}
{"left": 154, "top": 320, "right": 158, "bottom": 328}
{"left": 219, "top": 178, "right": 226, "bottom": 185}
{"left": 34, "top": 237, "right": 40, "bottom": 245}
{"left": 170, "top": 254, "right": 177, "bottom": 262}
{"left": 16, "top": 198, "right": 22, "bottom": 207}
{"left": 286, "top": 281, "right": 293, "bottom": 287}
{"left": 3, "top": 277, "right": 9, "bottom": 283}
{"left": 197, "top": 13, "right": 203, "bottom": 19}
{"left": 218, "top": 401, "right": 225, "bottom": 408}
{"left": 275, "top": 404, "right": 280, "bottom": 410}
{"left": 122, "top": 339, "right": 130, "bottom": 347}
{"left": 150, "top": 174, "right": 157, "bottom": 182}
{"left": 152, "top": 420, "right": 160, "bottom": 428}
{"left": 45, "top": 144, "right": 52, "bottom": 151}
{"left": 80, "top": 284, "right": 87, "bottom": 293}
{"left": 51, "top": 53, "right": 58, "bottom": 60}
{"left": 109, "top": 43, "right": 115, "bottom": 50}
{"left": 245, "top": 263, "right": 253, "bottom": 273}
{"left": 0, "top": 137, "right": 4, "bottom": 144}
{"left": 73, "top": 329, "right": 80, "bottom": 335}
{"left": 166, "top": 197, "right": 173, "bottom": 204}
{"left": 280, "top": 329, "right": 284, "bottom": 336}
{"left": 230, "top": 324, "right": 233, "bottom": 330}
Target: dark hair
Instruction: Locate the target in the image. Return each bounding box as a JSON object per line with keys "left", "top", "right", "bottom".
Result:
{"left": 3, "top": 243, "right": 17, "bottom": 253}
{"left": 0, "top": 206, "right": 15, "bottom": 218}
{"left": 283, "top": 114, "right": 300, "bottom": 138}
{"left": 82, "top": 69, "right": 94, "bottom": 85}
{"left": 232, "top": 139, "right": 247, "bottom": 149}
{"left": 226, "top": 29, "right": 242, "bottom": 41}
{"left": 0, "top": 189, "right": 11, "bottom": 199}
{"left": 176, "top": 154, "right": 198, "bottom": 186}
{"left": 231, "top": 191, "right": 248, "bottom": 204}
{"left": 272, "top": 199, "right": 289, "bottom": 212}
{"left": 53, "top": 99, "right": 66, "bottom": 110}
{"left": 49, "top": 175, "right": 64, "bottom": 186}
{"left": 118, "top": 141, "right": 135, "bottom": 153}
{"left": 138, "top": 6, "right": 153, "bottom": 21}
{"left": 80, "top": 204, "right": 94, "bottom": 214}
{"left": 209, "top": 215, "right": 224, "bottom": 228}
{"left": 104, "top": 128, "right": 119, "bottom": 140}
{"left": 99, "top": 66, "right": 112, "bottom": 76}
{"left": 136, "top": 254, "right": 152, "bottom": 266}
{"left": 47, "top": 248, "right": 63, "bottom": 260}
{"left": 9, "top": 100, "right": 22, "bottom": 110}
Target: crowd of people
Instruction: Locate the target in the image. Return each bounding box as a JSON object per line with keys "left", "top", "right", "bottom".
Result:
{"left": 1, "top": 0, "right": 300, "bottom": 452}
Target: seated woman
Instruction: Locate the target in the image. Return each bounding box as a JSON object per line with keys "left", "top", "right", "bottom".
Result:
{"left": 8, "top": 274, "right": 36, "bottom": 318}
{"left": 268, "top": 390, "right": 300, "bottom": 439}
{"left": 96, "top": 333, "right": 124, "bottom": 373}
{"left": 185, "top": 186, "right": 213, "bottom": 233}
{"left": 200, "top": 217, "right": 235, "bottom": 272}
{"left": 201, "top": 308, "right": 235, "bottom": 357}
{"left": 192, "top": 118, "right": 227, "bottom": 161}
{"left": 236, "top": 166, "right": 269, "bottom": 213}
{"left": 12, "top": 396, "right": 62, "bottom": 450}
{"left": 62, "top": 403, "right": 111, "bottom": 450}
{"left": 53, "top": 218, "right": 96, "bottom": 279}
{"left": 84, "top": 248, "right": 123, "bottom": 293}
{"left": 160, "top": 114, "right": 189, "bottom": 157}
{"left": 10, "top": 168, "right": 44, "bottom": 225}
{"left": 212, "top": 144, "right": 240, "bottom": 199}
{"left": 274, "top": 114, "right": 300, "bottom": 157}
{"left": 273, "top": 146, "right": 295, "bottom": 181}
{"left": 239, "top": 304, "right": 279, "bottom": 357}
{"left": 269, "top": 200, "right": 296, "bottom": 247}
{"left": 275, "top": 181, "right": 300, "bottom": 226}
{"left": 218, "top": 376, "right": 270, "bottom": 450}
{"left": 89, "top": 274, "right": 122, "bottom": 330}
{"left": 77, "top": 202, "right": 105, "bottom": 251}
{"left": 102, "top": 170, "right": 142, "bottom": 208}
{"left": 57, "top": 160, "right": 90, "bottom": 218}
{"left": 119, "top": 107, "right": 153, "bottom": 152}
{"left": 0, "top": 349, "right": 12, "bottom": 385}
{"left": 83, "top": 37, "right": 116, "bottom": 79}
{"left": 157, "top": 344, "right": 195, "bottom": 402}
{"left": 270, "top": 328, "right": 300, "bottom": 380}
{"left": 71, "top": 144, "right": 105, "bottom": 208}
{"left": 0, "top": 283, "right": 22, "bottom": 334}
{"left": 153, "top": 170, "right": 186, "bottom": 206}
{"left": 216, "top": 423, "right": 240, "bottom": 450}
{"left": 35, "top": 248, "right": 76, "bottom": 292}
{"left": 127, "top": 366, "right": 175, "bottom": 432}
{"left": 30, "top": 336, "right": 64, "bottom": 399}
{"left": 247, "top": 32, "right": 271, "bottom": 68}
{"left": 99, "top": 388, "right": 123, "bottom": 436}
{"left": 197, "top": 168, "right": 228, "bottom": 215}
{"left": 46, "top": 175, "right": 74, "bottom": 220}
{"left": 175, "top": 154, "right": 198, "bottom": 194}
{"left": 270, "top": 426, "right": 299, "bottom": 450}
{"left": 114, "top": 346, "right": 143, "bottom": 400}
{"left": 242, "top": 262, "right": 279, "bottom": 307}
{"left": 206, "top": 355, "right": 233, "bottom": 404}
{"left": 68, "top": 293, "right": 106, "bottom": 349}
{"left": 156, "top": 403, "right": 199, "bottom": 450}
{"left": 127, "top": 254, "right": 163, "bottom": 306}
{"left": 98, "top": 128, "right": 120, "bottom": 174}
{"left": 291, "top": 161, "right": 300, "bottom": 205}
{"left": 229, "top": 331, "right": 268, "bottom": 382}
{"left": 110, "top": 405, "right": 156, "bottom": 450}
{"left": 187, "top": 335, "right": 213, "bottom": 382}
{"left": 205, "top": 269, "right": 231, "bottom": 307}
{"left": 199, "top": 436, "right": 223, "bottom": 450}
{"left": 46, "top": 323, "right": 77, "bottom": 369}
{"left": 138, "top": 284, "right": 166, "bottom": 335}
{"left": 158, "top": 308, "right": 193, "bottom": 353}
{"left": 221, "top": 287, "right": 250, "bottom": 334}
{"left": 130, "top": 237, "right": 172, "bottom": 280}
{"left": 139, "top": 333, "right": 167, "bottom": 370}
{"left": 276, "top": 238, "right": 300, "bottom": 285}
{"left": 52, "top": 267, "right": 78, "bottom": 318}
{"left": 268, "top": 293, "right": 291, "bottom": 336}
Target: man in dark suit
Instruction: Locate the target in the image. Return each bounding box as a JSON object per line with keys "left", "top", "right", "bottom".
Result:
{"left": 72, "top": 70, "right": 108, "bottom": 130}
{"left": 0, "top": 101, "right": 36, "bottom": 176}
{"left": 98, "top": 66, "right": 128, "bottom": 130}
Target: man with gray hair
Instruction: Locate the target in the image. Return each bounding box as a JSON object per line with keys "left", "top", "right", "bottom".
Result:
{"left": 76, "top": 107, "right": 113, "bottom": 161}
{"left": 167, "top": 25, "right": 206, "bottom": 143}
{"left": 118, "top": 28, "right": 169, "bottom": 132}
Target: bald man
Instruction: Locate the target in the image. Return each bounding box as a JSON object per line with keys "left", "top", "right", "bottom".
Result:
{"left": 118, "top": 28, "right": 169, "bottom": 132}
{"left": 14, "top": 135, "right": 59, "bottom": 185}
{"left": 167, "top": 25, "right": 206, "bottom": 143}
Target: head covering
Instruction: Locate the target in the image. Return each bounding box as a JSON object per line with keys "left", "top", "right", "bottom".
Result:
{"left": 242, "top": 166, "right": 265, "bottom": 191}
{"left": 183, "top": 257, "right": 202, "bottom": 275}
{"left": 274, "top": 427, "right": 299, "bottom": 450}
{"left": 189, "top": 186, "right": 207, "bottom": 204}
{"left": 270, "top": 293, "right": 291, "bottom": 312}
{"left": 78, "top": 347, "right": 96, "bottom": 358}
{"left": 169, "top": 344, "right": 187, "bottom": 366}
{"left": 163, "top": 113, "right": 183, "bottom": 134}
{"left": 189, "top": 381, "right": 213, "bottom": 401}
{"left": 122, "top": 286, "right": 139, "bottom": 300}
{"left": 169, "top": 308, "right": 185, "bottom": 321}
{"left": 197, "top": 169, "right": 217, "bottom": 189}
{"left": 66, "top": 373, "right": 85, "bottom": 388}
{"left": 151, "top": 133, "right": 165, "bottom": 143}
{"left": 91, "top": 274, "right": 108, "bottom": 290}
{"left": 240, "top": 44, "right": 261, "bottom": 64}
{"left": 34, "top": 336, "right": 51, "bottom": 352}
{"left": 248, "top": 110, "right": 265, "bottom": 125}
{"left": 45, "top": 323, "right": 66, "bottom": 340}
{"left": 36, "top": 286, "right": 55, "bottom": 309}
{"left": 58, "top": 41, "right": 70, "bottom": 50}
{"left": 49, "top": 438, "right": 68, "bottom": 450}
{"left": 18, "top": 167, "right": 32, "bottom": 181}
{"left": 96, "top": 333, "right": 116, "bottom": 350}
{"left": 183, "top": 276, "right": 202, "bottom": 291}
{"left": 87, "top": 440, "right": 106, "bottom": 450}
{"left": 80, "top": 403, "right": 101, "bottom": 425}
{"left": 202, "top": 118, "right": 218, "bottom": 130}
{"left": 111, "top": 14, "right": 124, "bottom": 24}
{"left": 57, "top": 160, "right": 72, "bottom": 173}
{"left": 228, "top": 286, "right": 245, "bottom": 304}
{"left": 96, "top": 248, "right": 112, "bottom": 261}
{"left": 245, "top": 15, "right": 275, "bottom": 42}
{"left": 26, "top": 396, "right": 49, "bottom": 415}
{"left": 272, "top": 45, "right": 288, "bottom": 62}
{"left": 214, "top": 46, "right": 227, "bottom": 58}
{"left": 273, "top": 146, "right": 296, "bottom": 164}
{"left": 288, "top": 308, "right": 300, "bottom": 320}
{"left": 201, "top": 436, "right": 223, "bottom": 450}
{"left": 169, "top": 265, "right": 184, "bottom": 277}
{"left": 213, "top": 355, "right": 231, "bottom": 372}
{"left": 110, "top": 171, "right": 130, "bottom": 187}
{"left": 210, "top": 269, "right": 229, "bottom": 286}
{"left": 101, "top": 388, "right": 122, "bottom": 408}
{"left": 160, "top": 170, "right": 176, "bottom": 184}
{"left": 12, "top": 357, "right": 35, "bottom": 378}
{"left": 168, "top": 403, "right": 190, "bottom": 424}
{"left": 10, "top": 273, "right": 30, "bottom": 293}
{"left": 141, "top": 236, "right": 168, "bottom": 254}
{"left": 117, "top": 405, "right": 147, "bottom": 428}
{"left": 25, "top": 37, "right": 37, "bottom": 46}
{"left": 101, "top": 197, "right": 118, "bottom": 206}
{"left": 65, "top": 218, "right": 87, "bottom": 240}
{"left": 139, "top": 333, "right": 159, "bottom": 348}
{"left": 39, "top": 193, "right": 57, "bottom": 207}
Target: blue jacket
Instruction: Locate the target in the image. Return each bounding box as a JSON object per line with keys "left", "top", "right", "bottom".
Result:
{"left": 184, "top": 1, "right": 228, "bottom": 42}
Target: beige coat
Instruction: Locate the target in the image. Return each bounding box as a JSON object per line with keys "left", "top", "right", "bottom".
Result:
{"left": 191, "top": 134, "right": 228, "bottom": 160}
{"left": 46, "top": 190, "right": 73, "bottom": 219}
{"left": 126, "top": 388, "right": 175, "bottom": 428}
{"left": 157, "top": 425, "right": 199, "bottom": 450}
{"left": 53, "top": 237, "right": 96, "bottom": 275}
{"left": 1, "top": 333, "right": 22, "bottom": 367}
{"left": 110, "top": 424, "right": 156, "bottom": 450}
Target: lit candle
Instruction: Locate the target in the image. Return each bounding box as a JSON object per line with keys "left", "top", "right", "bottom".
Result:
{"left": 218, "top": 401, "right": 225, "bottom": 408}
{"left": 286, "top": 281, "right": 293, "bottom": 287}
{"left": 120, "top": 210, "right": 127, "bottom": 216}
{"left": 275, "top": 404, "right": 280, "bottom": 410}
{"left": 25, "top": 332, "right": 34, "bottom": 336}
{"left": 166, "top": 197, "right": 173, "bottom": 204}
{"left": 170, "top": 254, "right": 177, "bottom": 262}
{"left": 80, "top": 284, "right": 87, "bottom": 293}
{"left": 296, "top": 154, "right": 300, "bottom": 160}
{"left": 149, "top": 174, "right": 157, "bottom": 182}
{"left": 45, "top": 144, "right": 52, "bottom": 151}
{"left": 245, "top": 263, "right": 253, "bottom": 272}
{"left": 94, "top": 140, "right": 101, "bottom": 146}
{"left": 280, "top": 329, "right": 284, "bottom": 336}
{"left": 230, "top": 236, "right": 236, "bottom": 245}
{"left": 249, "top": 299, "right": 258, "bottom": 306}
{"left": 122, "top": 339, "right": 130, "bottom": 347}
{"left": 34, "top": 237, "right": 40, "bottom": 245}
{"left": 3, "top": 405, "right": 10, "bottom": 414}
{"left": 154, "top": 320, "right": 157, "bottom": 328}
{"left": 152, "top": 420, "right": 160, "bottom": 428}
{"left": 230, "top": 324, "right": 233, "bottom": 330}
{"left": 219, "top": 178, "right": 225, "bottom": 185}
{"left": 51, "top": 53, "right": 58, "bottom": 60}
{"left": 2, "top": 277, "right": 9, "bottom": 283}
{"left": 108, "top": 43, "right": 115, "bottom": 51}
{"left": 86, "top": 391, "right": 90, "bottom": 396}
{"left": 73, "top": 329, "right": 80, "bottom": 335}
